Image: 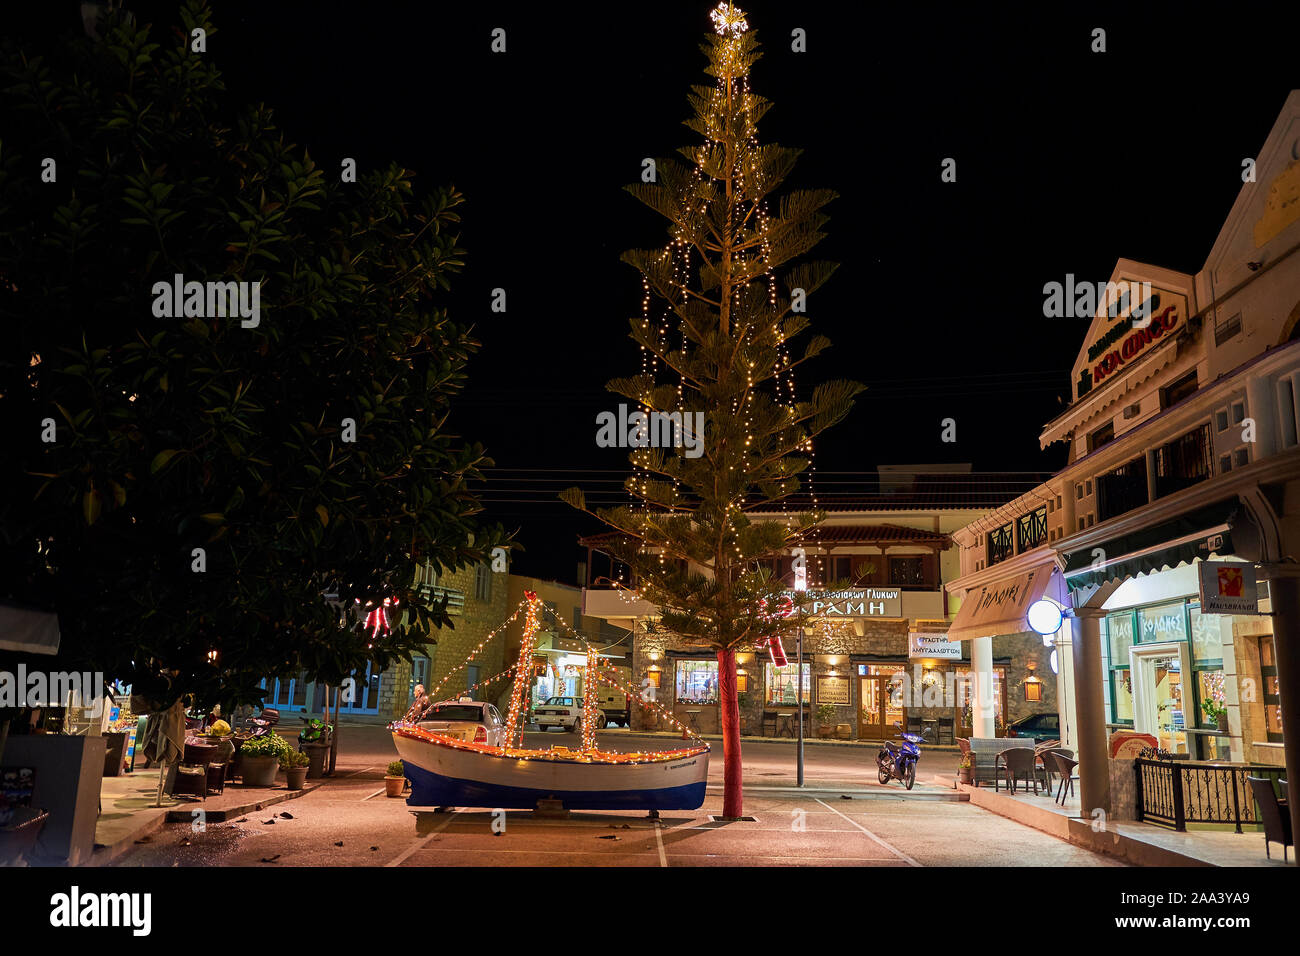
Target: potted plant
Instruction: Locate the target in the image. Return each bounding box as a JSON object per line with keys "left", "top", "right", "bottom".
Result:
{"left": 958, "top": 751, "right": 974, "bottom": 784}
{"left": 385, "top": 760, "right": 407, "bottom": 798}
{"left": 1201, "top": 697, "right": 1228, "bottom": 733}
{"left": 816, "top": 704, "right": 836, "bottom": 739}
{"left": 238, "top": 732, "right": 290, "bottom": 786}
{"left": 280, "top": 749, "right": 310, "bottom": 790}
{"left": 736, "top": 692, "right": 750, "bottom": 734}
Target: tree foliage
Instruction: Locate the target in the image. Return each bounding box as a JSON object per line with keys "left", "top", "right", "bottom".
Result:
{"left": 0, "top": 1, "right": 504, "bottom": 708}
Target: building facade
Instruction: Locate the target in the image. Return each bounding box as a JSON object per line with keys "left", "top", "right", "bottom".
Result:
{"left": 580, "top": 471, "right": 1055, "bottom": 741}
{"left": 945, "top": 91, "right": 1300, "bottom": 829}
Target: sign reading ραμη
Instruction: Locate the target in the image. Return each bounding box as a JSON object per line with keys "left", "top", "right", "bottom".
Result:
{"left": 781, "top": 588, "right": 902, "bottom": 618}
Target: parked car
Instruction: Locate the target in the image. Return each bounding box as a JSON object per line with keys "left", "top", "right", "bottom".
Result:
{"left": 1006, "top": 712, "right": 1060, "bottom": 743}
{"left": 534, "top": 696, "right": 604, "bottom": 733}
{"left": 417, "top": 698, "right": 507, "bottom": 746}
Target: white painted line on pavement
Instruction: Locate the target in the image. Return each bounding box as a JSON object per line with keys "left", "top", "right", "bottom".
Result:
{"left": 347, "top": 765, "right": 377, "bottom": 777}
{"left": 814, "top": 798, "right": 922, "bottom": 867}
{"left": 654, "top": 821, "right": 668, "bottom": 867}
{"left": 385, "top": 809, "right": 463, "bottom": 867}
{"left": 361, "top": 788, "right": 385, "bottom": 801}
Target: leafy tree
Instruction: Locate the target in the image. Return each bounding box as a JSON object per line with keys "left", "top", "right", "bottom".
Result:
{"left": 0, "top": 1, "right": 504, "bottom": 711}
{"left": 563, "top": 5, "right": 861, "bottom": 818}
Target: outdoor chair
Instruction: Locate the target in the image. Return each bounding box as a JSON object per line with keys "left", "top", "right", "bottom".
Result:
{"left": 1036, "top": 747, "right": 1073, "bottom": 794}
{"left": 936, "top": 716, "right": 954, "bottom": 745}
{"left": 1247, "top": 776, "right": 1292, "bottom": 862}
{"left": 906, "top": 715, "right": 923, "bottom": 737}
{"left": 1051, "top": 753, "right": 1078, "bottom": 805}
{"left": 995, "top": 747, "right": 1040, "bottom": 794}
{"left": 761, "top": 710, "right": 779, "bottom": 736}
{"left": 956, "top": 737, "right": 971, "bottom": 757}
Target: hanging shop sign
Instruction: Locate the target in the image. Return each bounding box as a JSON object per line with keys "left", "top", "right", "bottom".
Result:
{"left": 816, "top": 675, "right": 851, "bottom": 705}
{"left": 780, "top": 588, "right": 902, "bottom": 618}
{"left": 907, "top": 631, "right": 963, "bottom": 660}
{"left": 1109, "top": 730, "right": 1159, "bottom": 759}
{"left": 1197, "top": 561, "right": 1260, "bottom": 615}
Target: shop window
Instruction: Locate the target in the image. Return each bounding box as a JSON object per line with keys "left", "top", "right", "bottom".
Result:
{"left": 1188, "top": 604, "right": 1223, "bottom": 665}
{"left": 1138, "top": 601, "right": 1187, "bottom": 643}
{"left": 888, "top": 556, "right": 925, "bottom": 588}
{"left": 1260, "top": 637, "right": 1284, "bottom": 742}
{"left": 1194, "top": 668, "right": 1226, "bottom": 731}
{"left": 1110, "top": 667, "right": 1134, "bottom": 724}
{"left": 765, "top": 663, "right": 811, "bottom": 705}
{"left": 675, "top": 660, "right": 718, "bottom": 705}
{"left": 1108, "top": 611, "right": 1135, "bottom": 662}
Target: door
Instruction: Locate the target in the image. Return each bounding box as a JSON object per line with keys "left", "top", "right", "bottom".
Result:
{"left": 409, "top": 655, "right": 429, "bottom": 707}
{"left": 1132, "top": 643, "right": 1191, "bottom": 755}
{"left": 857, "top": 670, "right": 908, "bottom": 740}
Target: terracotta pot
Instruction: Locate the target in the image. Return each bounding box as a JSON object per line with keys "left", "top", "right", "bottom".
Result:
{"left": 835, "top": 724, "right": 853, "bottom": 740}
{"left": 385, "top": 775, "right": 406, "bottom": 798}
{"left": 958, "top": 766, "right": 972, "bottom": 784}
{"left": 284, "top": 766, "right": 308, "bottom": 790}
{"left": 817, "top": 725, "right": 835, "bottom": 739}
{"left": 303, "top": 742, "right": 329, "bottom": 778}
{"left": 240, "top": 755, "right": 279, "bottom": 787}
{"left": 1216, "top": 714, "right": 1229, "bottom": 733}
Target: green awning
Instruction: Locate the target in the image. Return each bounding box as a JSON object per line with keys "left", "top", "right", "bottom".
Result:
{"left": 1062, "top": 498, "right": 1239, "bottom": 591}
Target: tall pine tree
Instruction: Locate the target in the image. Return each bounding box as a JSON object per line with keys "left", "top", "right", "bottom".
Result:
{"left": 563, "top": 4, "right": 862, "bottom": 818}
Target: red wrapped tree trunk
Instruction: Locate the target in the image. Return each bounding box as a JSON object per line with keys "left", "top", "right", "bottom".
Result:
{"left": 716, "top": 646, "right": 743, "bottom": 819}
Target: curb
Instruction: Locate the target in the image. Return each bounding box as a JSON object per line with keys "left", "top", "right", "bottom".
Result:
{"left": 602, "top": 729, "right": 961, "bottom": 752}
{"left": 90, "top": 781, "right": 321, "bottom": 866}
{"left": 715, "top": 784, "right": 969, "bottom": 801}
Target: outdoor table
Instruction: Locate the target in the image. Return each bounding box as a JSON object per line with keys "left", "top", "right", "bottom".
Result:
{"left": 777, "top": 710, "right": 798, "bottom": 737}
{"left": 922, "top": 718, "right": 938, "bottom": 741}
{"left": 683, "top": 709, "right": 703, "bottom": 733}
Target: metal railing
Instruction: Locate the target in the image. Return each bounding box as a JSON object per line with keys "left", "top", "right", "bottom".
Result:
{"left": 1134, "top": 757, "right": 1287, "bottom": 832}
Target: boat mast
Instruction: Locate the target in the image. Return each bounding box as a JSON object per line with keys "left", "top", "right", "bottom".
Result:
{"left": 503, "top": 591, "right": 541, "bottom": 750}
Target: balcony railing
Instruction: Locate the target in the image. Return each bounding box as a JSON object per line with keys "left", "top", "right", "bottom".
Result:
{"left": 987, "top": 523, "right": 1013, "bottom": 566}
{"left": 416, "top": 584, "right": 465, "bottom": 615}
{"left": 1153, "top": 423, "right": 1213, "bottom": 499}
{"left": 1096, "top": 456, "right": 1148, "bottom": 522}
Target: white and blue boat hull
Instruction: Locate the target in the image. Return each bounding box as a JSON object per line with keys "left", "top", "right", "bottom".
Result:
{"left": 392, "top": 728, "right": 710, "bottom": 811}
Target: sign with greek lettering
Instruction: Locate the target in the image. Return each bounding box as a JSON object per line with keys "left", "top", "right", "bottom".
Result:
{"left": 816, "top": 675, "right": 851, "bottom": 705}
{"left": 781, "top": 588, "right": 902, "bottom": 618}
{"left": 907, "top": 632, "right": 963, "bottom": 660}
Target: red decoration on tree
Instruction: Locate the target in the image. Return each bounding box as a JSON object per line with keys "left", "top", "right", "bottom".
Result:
{"left": 766, "top": 634, "right": 788, "bottom": 667}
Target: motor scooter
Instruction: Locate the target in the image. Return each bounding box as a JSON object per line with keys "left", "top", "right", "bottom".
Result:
{"left": 877, "top": 720, "right": 924, "bottom": 790}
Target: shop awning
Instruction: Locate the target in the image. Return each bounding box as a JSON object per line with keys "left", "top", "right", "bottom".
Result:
{"left": 948, "top": 561, "right": 1067, "bottom": 642}
{"left": 0, "top": 603, "right": 61, "bottom": 655}
{"left": 1062, "top": 498, "right": 1239, "bottom": 592}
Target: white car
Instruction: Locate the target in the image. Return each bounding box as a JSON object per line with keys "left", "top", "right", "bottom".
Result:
{"left": 416, "top": 698, "right": 506, "bottom": 746}
{"left": 534, "top": 696, "right": 605, "bottom": 733}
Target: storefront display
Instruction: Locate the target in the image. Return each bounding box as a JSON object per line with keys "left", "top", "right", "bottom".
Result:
{"left": 765, "top": 663, "right": 810, "bottom": 705}
{"left": 675, "top": 660, "right": 718, "bottom": 705}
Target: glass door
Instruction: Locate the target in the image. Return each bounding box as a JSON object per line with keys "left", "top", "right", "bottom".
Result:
{"left": 1133, "top": 644, "right": 1190, "bottom": 754}
{"left": 858, "top": 674, "right": 884, "bottom": 740}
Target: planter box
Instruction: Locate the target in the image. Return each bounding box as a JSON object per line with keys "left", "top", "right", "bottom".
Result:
{"left": 1, "top": 735, "right": 104, "bottom": 866}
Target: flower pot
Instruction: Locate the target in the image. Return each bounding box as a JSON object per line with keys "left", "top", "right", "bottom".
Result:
{"left": 817, "top": 725, "right": 835, "bottom": 739}
{"left": 958, "top": 767, "right": 972, "bottom": 784}
{"left": 385, "top": 775, "right": 406, "bottom": 798}
{"left": 835, "top": 723, "right": 853, "bottom": 740}
{"left": 1216, "top": 714, "right": 1229, "bottom": 733}
{"left": 240, "top": 755, "right": 279, "bottom": 787}
{"left": 284, "top": 766, "right": 308, "bottom": 790}
{"left": 302, "top": 742, "right": 329, "bottom": 778}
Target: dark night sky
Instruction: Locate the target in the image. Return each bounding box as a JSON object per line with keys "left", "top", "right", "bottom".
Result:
{"left": 17, "top": 2, "right": 1298, "bottom": 581}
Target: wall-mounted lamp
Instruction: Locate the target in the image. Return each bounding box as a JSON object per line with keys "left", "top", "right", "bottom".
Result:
{"left": 1023, "top": 660, "right": 1043, "bottom": 702}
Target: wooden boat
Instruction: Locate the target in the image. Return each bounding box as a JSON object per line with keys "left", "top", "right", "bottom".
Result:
{"left": 390, "top": 590, "right": 710, "bottom": 812}
{"left": 392, "top": 724, "right": 709, "bottom": 811}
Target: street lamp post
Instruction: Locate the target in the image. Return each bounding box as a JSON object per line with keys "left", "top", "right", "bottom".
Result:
{"left": 797, "top": 628, "right": 805, "bottom": 787}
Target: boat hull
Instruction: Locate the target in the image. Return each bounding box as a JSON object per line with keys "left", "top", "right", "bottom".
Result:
{"left": 392, "top": 730, "right": 709, "bottom": 811}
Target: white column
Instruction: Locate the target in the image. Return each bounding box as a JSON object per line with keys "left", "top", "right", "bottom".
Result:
{"left": 972, "top": 635, "right": 996, "bottom": 737}
{"left": 1054, "top": 622, "right": 1077, "bottom": 753}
